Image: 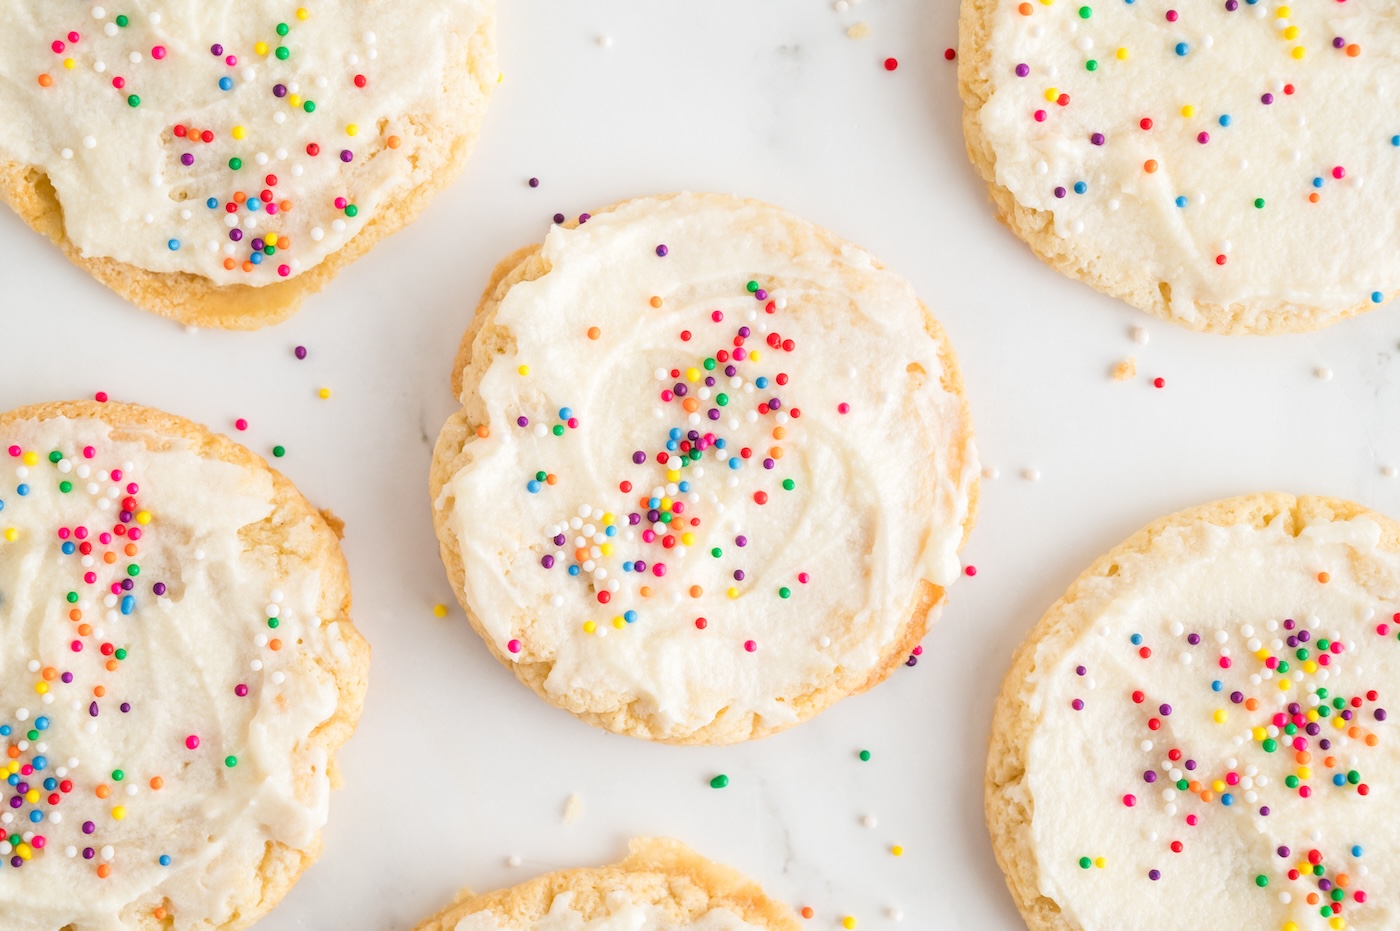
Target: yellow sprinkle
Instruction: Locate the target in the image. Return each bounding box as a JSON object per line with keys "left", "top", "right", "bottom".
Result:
{"left": 612, "top": 617, "right": 625, "bottom": 629}
{"left": 685, "top": 368, "right": 700, "bottom": 382}
{"left": 1044, "top": 87, "right": 1059, "bottom": 102}
{"left": 112, "top": 806, "right": 126, "bottom": 820}
{"left": 432, "top": 604, "right": 448, "bottom": 618}
{"left": 5, "top": 762, "right": 16, "bottom": 774}
{"left": 727, "top": 587, "right": 739, "bottom": 599}
{"left": 1284, "top": 25, "right": 1299, "bottom": 40}
{"left": 296, "top": 6, "right": 310, "bottom": 19}
{"left": 749, "top": 349, "right": 761, "bottom": 361}
{"left": 346, "top": 123, "right": 359, "bottom": 136}
{"left": 34, "top": 682, "right": 47, "bottom": 695}
{"left": 24, "top": 790, "right": 39, "bottom": 804}
{"left": 1284, "top": 922, "right": 1299, "bottom": 931}
{"left": 288, "top": 93, "right": 301, "bottom": 108}
{"left": 1277, "top": 6, "right": 1291, "bottom": 17}
{"left": 1303, "top": 660, "right": 1318, "bottom": 673}
{"left": 666, "top": 470, "right": 681, "bottom": 482}
{"left": 1094, "top": 857, "right": 1106, "bottom": 868}
{"left": 135, "top": 511, "right": 151, "bottom": 525}
{"left": 1213, "top": 709, "right": 1227, "bottom": 723}
{"left": 497, "top": 72, "right": 503, "bottom": 83}
{"left": 1116, "top": 47, "right": 1128, "bottom": 60}
{"left": 255, "top": 41, "right": 268, "bottom": 55}
{"left": 660, "top": 498, "right": 672, "bottom": 510}
{"left": 680, "top": 532, "right": 696, "bottom": 546}
{"left": 891, "top": 845, "right": 904, "bottom": 857}
{"left": 1306, "top": 709, "right": 1319, "bottom": 722}
{"left": 232, "top": 125, "right": 247, "bottom": 140}
{"left": 3, "top": 528, "right": 16, "bottom": 543}
{"left": 1330, "top": 917, "right": 1346, "bottom": 930}
{"left": 1333, "top": 716, "right": 1347, "bottom": 729}
{"left": 1297, "top": 766, "right": 1312, "bottom": 779}
{"left": 1212, "top": 780, "right": 1225, "bottom": 793}
{"left": 1279, "top": 679, "right": 1292, "bottom": 691}
{"left": 843, "top": 919, "right": 857, "bottom": 931}
{"left": 1181, "top": 104, "right": 1196, "bottom": 118}
{"left": 517, "top": 365, "right": 530, "bottom": 376}
{"left": 15, "top": 843, "right": 31, "bottom": 861}
{"left": 21, "top": 452, "right": 37, "bottom": 466}
{"left": 265, "top": 234, "right": 278, "bottom": 248}
{"left": 1255, "top": 648, "right": 1271, "bottom": 660}
{"left": 1252, "top": 726, "right": 1268, "bottom": 741}
{"left": 1292, "top": 46, "right": 1306, "bottom": 59}
{"left": 583, "top": 620, "right": 596, "bottom": 634}
{"left": 318, "top": 387, "right": 331, "bottom": 399}
{"left": 600, "top": 543, "right": 613, "bottom": 557}
{"left": 64, "top": 57, "right": 76, "bottom": 69}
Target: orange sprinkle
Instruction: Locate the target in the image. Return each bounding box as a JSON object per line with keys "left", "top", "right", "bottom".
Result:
{"left": 1324, "top": 755, "right": 1337, "bottom": 768}
{"left": 387, "top": 134, "right": 401, "bottom": 148}
{"left": 545, "top": 473, "right": 557, "bottom": 485}
{"left": 41, "top": 667, "right": 57, "bottom": 682}
{"left": 78, "top": 624, "right": 92, "bottom": 636}
{"left": 1317, "top": 571, "right": 1330, "bottom": 583}
{"left": 102, "top": 552, "right": 116, "bottom": 564}
{"left": 269, "top": 638, "right": 282, "bottom": 651}
{"left": 1348, "top": 726, "right": 1362, "bottom": 739}
{"left": 800, "top": 907, "right": 815, "bottom": 919}
{"left": 772, "top": 427, "right": 786, "bottom": 439}
{"left": 105, "top": 660, "right": 118, "bottom": 672}
{"left": 1018, "top": 1, "right": 1033, "bottom": 13}
{"left": 587, "top": 326, "right": 601, "bottom": 340}
{"left": 1309, "top": 192, "right": 1321, "bottom": 203}
{"left": 682, "top": 398, "right": 699, "bottom": 413}
{"left": 96, "top": 785, "right": 110, "bottom": 799}
{"left": 1245, "top": 698, "right": 1260, "bottom": 711}
{"left": 575, "top": 547, "right": 590, "bottom": 562}
{"left": 223, "top": 258, "right": 236, "bottom": 270}
{"left": 154, "top": 907, "right": 168, "bottom": 920}
{"left": 124, "top": 543, "right": 137, "bottom": 557}
{"left": 1295, "top": 751, "right": 1310, "bottom": 764}
{"left": 96, "top": 864, "right": 110, "bottom": 879}
{"left": 689, "top": 585, "right": 703, "bottom": 598}
{"left": 242, "top": 261, "right": 254, "bottom": 272}
{"left": 38, "top": 74, "right": 53, "bottom": 87}
{"left": 69, "top": 609, "right": 82, "bottom": 621}
{"left": 233, "top": 191, "right": 247, "bottom": 204}
{"left": 1199, "top": 790, "right": 1214, "bottom": 803}
{"left": 649, "top": 296, "right": 662, "bottom": 308}
{"left": 639, "top": 586, "right": 652, "bottom": 597}
{"left": 1365, "top": 734, "right": 1379, "bottom": 747}
{"left": 1346, "top": 44, "right": 1361, "bottom": 57}
{"left": 278, "top": 199, "right": 292, "bottom": 212}
{"left": 6, "top": 746, "right": 19, "bottom": 759}
{"left": 475, "top": 425, "right": 490, "bottom": 439}
{"left": 1144, "top": 159, "right": 1158, "bottom": 173}
{"left": 149, "top": 777, "right": 163, "bottom": 790}
{"left": 93, "top": 685, "right": 106, "bottom": 698}
{"left": 1337, "top": 873, "right": 1351, "bottom": 888}
{"left": 770, "top": 447, "right": 784, "bottom": 460}
{"left": 1307, "top": 893, "right": 1320, "bottom": 906}
{"left": 1187, "top": 780, "right": 1202, "bottom": 794}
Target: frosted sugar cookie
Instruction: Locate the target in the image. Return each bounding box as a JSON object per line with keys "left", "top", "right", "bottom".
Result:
{"left": 431, "top": 193, "right": 978, "bottom": 744}
{"left": 0, "top": 400, "right": 369, "bottom": 929}
{"left": 959, "top": 0, "right": 1399, "bottom": 333}
{"left": 414, "top": 838, "right": 801, "bottom": 931}
{"left": 988, "top": 494, "right": 1400, "bottom": 930}
{"left": 0, "top": 0, "right": 495, "bottom": 328}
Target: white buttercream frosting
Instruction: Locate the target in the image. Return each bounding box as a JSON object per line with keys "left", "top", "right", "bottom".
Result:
{"left": 976, "top": 0, "right": 1399, "bottom": 324}
{"left": 440, "top": 194, "right": 977, "bottom": 736}
{"left": 1025, "top": 509, "right": 1400, "bottom": 929}
{"left": 0, "top": 414, "right": 351, "bottom": 930}
{"left": 0, "top": 0, "right": 492, "bottom": 285}
{"left": 454, "top": 892, "right": 766, "bottom": 931}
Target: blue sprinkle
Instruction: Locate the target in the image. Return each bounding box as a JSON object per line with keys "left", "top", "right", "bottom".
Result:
{"left": 558, "top": 407, "right": 572, "bottom": 420}
{"left": 1334, "top": 774, "right": 1347, "bottom": 786}
{"left": 159, "top": 855, "right": 171, "bottom": 866}
{"left": 728, "top": 458, "right": 741, "bottom": 470}
{"left": 526, "top": 479, "right": 541, "bottom": 493}
{"left": 6, "top": 774, "right": 17, "bottom": 786}
{"left": 219, "top": 76, "right": 234, "bottom": 91}
{"left": 1175, "top": 196, "right": 1188, "bottom": 208}
{"left": 604, "top": 525, "right": 617, "bottom": 537}
{"left": 247, "top": 197, "right": 261, "bottom": 212}
{"left": 34, "top": 717, "right": 48, "bottom": 731}
{"left": 17, "top": 484, "right": 29, "bottom": 496}
{"left": 678, "top": 481, "right": 690, "bottom": 492}
{"left": 1372, "top": 291, "right": 1385, "bottom": 304}
{"left": 1073, "top": 181, "right": 1088, "bottom": 194}
{"left": 31, "top": 756, "right": 45, "bottom": 771}
{"left": 0, "top": 726, "right": 9, "bottom": 737}
{"left": 756, "top": 376, "right": 769, "bottom": 389}
{"left": 714, "top": 438, "right": 727, "bottom": 449}
{"left": 648, "top": 497, "right": 660, "bottom": 508}
{"left": 1391, "top": 135, "right": 1399, "bottom": 147}
{"left": 669, "top": 428, "right": 682, "bottom": 440}
{"left": 1211, "top": 680, "right": 1223, "bottom": 692}
{"left": 622, "top": 561, "right": 633, "bottom": 572}
{"left": 1313, "top": 177, "right": 1325, "bottom": 188}
{"left": 250, "top": 252, "right": 263, "bottom": 265}
{"left": 206, "top": 197, "right": 218, "bottom": 209}
{"left": 1219, "top": 114, "right": 1232, "bottom": 127}
{"left": 666, "top": 440, "right": 678, "bottom": 451}
{"left": 1130, "top": 633, "right": 1143, "bottom": 645}
{"left": 120, "top": 595, "right": 135, "bottom": 615}
{"left": 0, "top": 500, "right": 4, "bottom": 512}
{"left": 567, "top": 565, "right": 580, "bottom": 576}
{"left": 167, "top": 239, "right": 180, "bottom": 251}
{"left": 29, "top": 811, "right": 42, "bottom": 823}
{"left": 1353, "top": 845, "right": 1364, "bottom": 857}
{"left": 1175, "top": 42, "right": 1189, "bottom": 56}
{"left": 624, "top": 610, "right": 637, "bottom": 623}
{"left": 62, "top": 541, "right": 75, "bottom": 554}
{"left": 43, "top": 778, "right": 56, "bottom": 791}
{"left": 1221, "top": 793, "right": 1233, "bottom": 806}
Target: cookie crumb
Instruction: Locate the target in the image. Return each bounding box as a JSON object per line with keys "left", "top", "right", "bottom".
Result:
{"left": 846, "top": 22, "right": 870, "bottom": 39}
{"left": 981, "top": 465, "right": 999, "bottom": 480}
{"left": 1111, "top": 356, "right": 1137, "bottom": 381}
{"left": 562, "top": 793, "right": 583, "bottom": 824}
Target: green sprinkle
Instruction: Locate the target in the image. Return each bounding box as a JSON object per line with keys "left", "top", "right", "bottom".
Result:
{"left": 1262, "top": 738, "right": 1278, "bottom": 753}
{"left": 703, "top": 357, "right": 716, "bottom": 371}
{"left": 126, "top": 564, "right": 140, "bottom": 577}
{"left": 687, "top": 448, "right": 701, "bottom": 460}
{"left": 267, "top": 618, "right": 279, "bottom": 629}
{"left": 1176, "top": 779, "right": 1189, "bottom": 791}
{"left": 1285, "top": 775, "right": 1300, "bottom": 788}
{"left": 1295, "top": 648, "right": 1309, "bottom": 660}
{"left": 112, "top": 770, "right": 124, "bottom": 782}
{"left": 275, "top": 45, "right": 290, "bottom": 60}
{"left": 1331, "top": 888, "right": 1345, "bottom": 902}
{"left": 59, "top": 481, "right": 72, "bottom": 493}
{"left": 1254, "top": 875, "right": 1268, "bottom": 887}
{"left": 709, "top": 774, "right": 729, "bottom": 789}
{"left": 1078, "top": 5, "right": 1092, "bottom": 18}
{"left": 272, "top": 445, "right": 285, "bottom": 458}
{"left": 1085, "top": 59, "right": 1098, "bottom": 71}
{"left": 225, "top": 756, "right": 238, "bottom": 768}
{"left": 303, "top": 100, "right": 316, "bottom": 113}
{"left": 126, "top": 94, "right": 140, "bottom": 107}
{"left": 782, "top": 478, "right": 795, "bottom": 491}
{"left": 746, "top": 280, "right": 759, "bottom": 293}
{"left": 858, "top": 749, "right": 871, "bottom": 762}
{"left": 344, "top": 204, "right": 358, "bottom": 218}
{"left": 1254, "top": 198, "right": 1266, "bottom": 208}
{"left": 26, "top": 730, "right": 38, "bottom": 742}
{"left": 48, "top": 451, "right": 62, "bottom": 463}
{"left": 1079, "top": 857, "right": 1092, "bottom": 869}
{"left": 228, "top": 157, "right": 243, "bottom": 170}
{"left": 535, "top": 471, "right": 547, "bottom": 482}
{"left": 779, "top": 587, "right": 791, "bottom": 599}
{"left": 66, "top": 592, "right": 78, "bottom": 603}
{"left": 1347, "top": 770, "right": 1361, "bottom": 785}
{"left": 264, "top": 245, "right": 276, "bottom": 256}
{"left": 114, "top": 648, "right": 127, "bottom": 660}
{"left": 710, "top": 547, "right": 722, "bottom": 558}
{"left": 552, "top": 424, "right": 564, "bottom": 436}
{"left": 115, "top": 14, "right": 129, "bottom": 27}
{"left": 716, "top": 393, "right": 728, "bottom": 407}
{"left": 276, "top": 22, "right": 290, "bottom": 36}
{"left": 1276, "top": 660, "right": 1290, "bottom": 674}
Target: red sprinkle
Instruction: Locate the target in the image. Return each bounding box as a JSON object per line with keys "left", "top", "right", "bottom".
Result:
{"left": 883, "top": 57, "right": 898, "bottom": 71}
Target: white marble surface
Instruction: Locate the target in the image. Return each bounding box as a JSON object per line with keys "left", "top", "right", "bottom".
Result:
{"left": 6, "top": 1, "right": 1400, "bottom": 928}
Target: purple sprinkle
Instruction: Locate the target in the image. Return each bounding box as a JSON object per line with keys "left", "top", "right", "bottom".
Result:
{"left": 181, "top": 153, "right": 194, "bottom": 166}
{"left": 1320, "top": 738, "right": 1332, "bottom": 750}
{"left": 655, "top": 244, "right": 668, "bottom": 257}
{"left": 294, "top": 345, "right": 307, "bottom": 360}
{"left": 7, "top": 798, "right": 19, "bottom": 810}
{"left": 1306, "top": 723, "right": 1320, "bottom": 736}
{"left": 541, "top": 555, "right": 555, "bottom": 569}
{"left": 1284, "top": 618, "right": 1296, "bottom": 630}
{"left": 578, "top": 213, "right": 591, "bottom": 223}
{"left": 632, "top": 450, "right": 646, "bottom": 464}
{"left": 1072, "top": 698, "right": 1084, "bottom": 711}
{"left": 1262, "top": 93, "right": 1274, "bottom": 105}
{"left": 273, "top": 83, "right": 287, "bottom": 98}
{"left": 528, "top": 177, "right": 539, "bottom": 187}
{"left": 552, "top": 213, "right": 565, "bottom": 224}
{"left": 1260, "top": 806, "right": 1271, "bottom": 816}
{"left": 1278, "top": 846, "right": 1290, "bottom": 857}
{"left": 1377, "top": 709, "right": 1388, "bottom": 721}
{"left": 1015, "top": 63, "right": 1029, "bottom": 77}
{"left": 1054, "top": 186, "right": 1067, "bottom": 198}
{"left": 153, "top": 582, "right": 166, "bottom": 596}
{"left": 633, "top": 560, "right": 646, "bottom": 573}
{"left": 1090, "top": 132, "right": 1105, "bottom": 146}
{"left": 83, "top": 847, "right": 95, "bottom": 860}
{"left": 83, "top": 821, "right": 95, "bottom": 835}
{"left": 1149, "top": 870, "right": 1161, "bottom": 881}
{"left": 1320, "top": 879, "right": 1334, "bottom": 892}
{"left": 673, "top": 383, "right": 687, "bottom": 397}
{"left": 1298, "top": 629, "right": 1310, "bottom": 642}
{"left": 61, "top": 672, "right": 73, "bottom": 684}
{"left": 1075, "top": 665, "right": 1086, "bottom": 676}
{"left": 724, "top": 365, "right": 737, "bottom": 377}
{"left": 1187, "top": 633, "right": 1200, "bottom": 645}
{"left": 762, "top": 458, "right": 774, "bottom": 469}
{"left": 552, "top": 534, "right": 566, "bottom": 546}
{"left": 754, "top": 289, "right": 767, "bottom": 301}
{"left": 251, "top": 238, "right": 266, "bottom": 252}
{"left": 1225, "top": 0, "right": 1237, "bottom": 9}
{"left": 1184, "top": 759, "right": 1196, "bottom": 771}
{"left": 1333, "top": 37, "right": 1346, "bottom": 49}
{"left": 340, "top": 149, "right": 353, "bottom": 162}
{"left": 627, "top": 513, "right": 641, "bottom": 525}
{"left": 708, "top": 409, "right": 720, "bottom": 420}
{"left": 1159, "top": 703, "right": 1172, "bottom": 716}
{"left": 735, "top": 535, "right": 747, "bottom": 547}
{"left": 1143, "top": 771, "right": 1157, "bottom": 783}
{"left": 733, "top": 570, "right": 746, "bottom": 581}
{"left": 88, "top": 702, "right": 98, "bottom": 717}
{"left": 210, "top": 44, "right": 224, "bottom": 56}
{"left": 738, "top": 326, "right": 751, "bottom": 338}
{"left": 120, "top": 702, "right": 131, "bottom": 713}
{"left": 229, "top": 229, "right": 244, "bottom": 243}
{"left": 905, "top": 656, "right": 918, "bottom": 667}
{"left": 704, "top": 376, "right": 716, "bottom": 387}
{"left": 768, "top": 397, "right": 781, "bottom": 410}
{"left": 517, "top": 416, "right": 529, "bottom": 428}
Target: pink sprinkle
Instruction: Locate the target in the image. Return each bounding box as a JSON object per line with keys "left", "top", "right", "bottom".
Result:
{"left": 652, "top": 563, "right": 667, "bottom": 577}
{"left": 1378, "top": 624, "right": 1391, "bottom": 636}
{"left": 94, "top": 391, "right": 109, "bottom": 403}
{"left": 225, "top": 55, "right": 237, "bottom": 66}
{"left": 1186, "top": 814, "right": 1198, "bottom": 826}
{"left": 711, "top": 310, "right": 723, "bottom": 323}
{"left": 68, "top": 31, "right": 81, "bottom": 43}
{"left": 1123, "top": 794, "right": 1136, "bottom": 807}
{"left": 798, "top": 572, "right": 810, "bottom": 584}
{"left": 334, "top": 196, "right": 348, "bottom": 209}
{"left": 744, "top": 640, "right": 757, "bottom": 652}
{"left": 507, "top": 639, "right": 521, "bottom": 653}
{"left": 1034, "top": 109, "right": 1047, "bottom": 122}
{"left": 82, "top": 446, "right": 95, "bottom": 459}
{"left": 1166, "top": 9, "right": 1178, "bottom": 21}
{"left": 234, "top": 684, "right": 249, "bottom": 697}
{"left": 7, "top": 445, "right": 20, "bottom": 457}
{"left": 278, "top": 264, "right": 290, "bottom": 277}
{"left": 234, "top": 418, "right": 248, "bottom": 431}
{"left": 185, "top": 735, "right": 200, "bottom": 750}
{"left": 965, "top": 565, "right": 977, "bottom": 577}
{"left": 71, "top": 641, "right": 83, "bottom": 652}
{"left": 912, "top": 645, "right": 923, "bottom": 656}
{"left": 151, "top": 45, "right": 166, "bottom": 59}
{"left": 1333, "top": 166, "right": 1346, "bottom": 179}
{"left": 838, "top": 402, "right": 850, "bottom": 414}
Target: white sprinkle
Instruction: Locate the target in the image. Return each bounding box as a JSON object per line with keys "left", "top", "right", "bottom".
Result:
{"left": 1314, "top": 366, "right": 1333, "bottom": 381}
{"left": 92, "top": 6, "right": 106, "bottom": 17}
{"left": 310, "top": 227, "right": 325, "bottom": 241}
{"left": 506, "top": 855, "right": 522, "bottom": 867}
{"left": 104, "top": 22, "right": 118, "bottom": 36}
{"left": 1131, "top": 326, "right": 1150, "bottom": 345}
{"left": 149, "top": 11, "right": 161, "bottom": 25}
{"left": 242, "top": 67, "right": 257, "bottom": 81}
{"left": 83, "top": 136, "right": 96, "bottom": 149}
{"left": 1022, "top": 467, "right": 1040, "bottom": 482}
{"left": 93, "top": 60, "right": 106, "bottom": 73}
{"left": 981, "top": 465, "right": 999, "bottom": 480}
{"left": 861, "top": 815, "right": 878, "bottom": 829}
{"left": 1382, "top": 466, "right": 1398, "bottom": 478}
{"left": 60, "top": 148, "right": 73, "bottom": 160}
{"left": 129, "top": 51, "right": 142, "bottom": 64}
{"left": 597, "top": 35, "right": 613, "bottom": 47}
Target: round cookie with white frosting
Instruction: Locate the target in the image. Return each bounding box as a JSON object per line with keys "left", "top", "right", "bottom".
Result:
{"left": 0, "top": 0, "right": 495, "bottom": 328}
{"left": 988, "top": 494, "right": 1400, "bottom": 931}
{"left": 0, "top": 400, "right": 369, "bottom": 929}
{"left": 959, "top": 0, "right": 1399, "bottom": 334}
{"left": 413, "top": 838, "right": 801, "bottom": 931}
{"left": 430, "top": 193, "right": 979, "bottom": 744}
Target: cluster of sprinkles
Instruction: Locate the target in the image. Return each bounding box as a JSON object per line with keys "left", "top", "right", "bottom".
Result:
{"left": 1002, "top": 1, "right": 1392, "bottom": 308}
{"left": 30, "top": 5, "right": 403, "bottom": 280}
{"left": 1066, "top": 575, "right": 1396, "bottom": 929}
{"left": 506, "top": 264, "right": 828, "bottom": 656}
{"left": 0, "top": 425, "right": 298, "bottom": 922}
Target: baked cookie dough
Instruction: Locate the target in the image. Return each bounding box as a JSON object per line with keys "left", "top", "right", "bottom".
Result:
{"left": 0, "top": 0, "right": 495, "bottom": 328}
{"left": 989, "top": 494, "right": 1400, "bottom": 930}
{"left": 0, "top": 400, "right": 369, "bottom": 929}
{"left": 431, "top": 193, "right": 979, "bottom": 744}
{"left": 959, "top": 0, "right": 1399, "bottom": 333}
{"left": 414, "top": 838, "right": 801, "bottom": 931}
